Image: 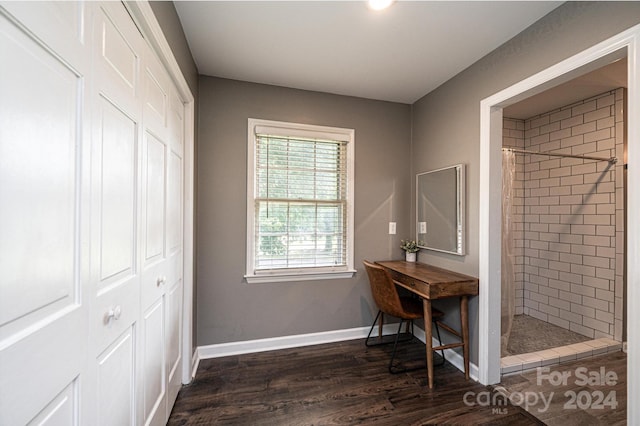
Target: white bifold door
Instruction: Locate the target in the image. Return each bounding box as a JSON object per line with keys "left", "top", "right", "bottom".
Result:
{"left": 0, "top": 2, "right": 186, "bottom": 425}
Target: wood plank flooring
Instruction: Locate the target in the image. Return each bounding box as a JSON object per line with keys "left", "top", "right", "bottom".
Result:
{"left": 500, "top": 351, "right": 626, "bottom": 426}
{"left": 168, "top": 338, "right": 543, "bottom": 425}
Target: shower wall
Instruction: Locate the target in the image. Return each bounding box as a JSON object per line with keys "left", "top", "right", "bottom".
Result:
{"left": 503, "top": 88, "right": 626, "bottom": 341}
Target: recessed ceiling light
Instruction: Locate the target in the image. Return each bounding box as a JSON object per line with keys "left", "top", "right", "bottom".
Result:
{"left": 368, "top": 0, "right": 394, "bottom": 11}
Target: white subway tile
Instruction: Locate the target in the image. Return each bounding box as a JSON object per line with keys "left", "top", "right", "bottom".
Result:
{"left": 583, "top": 235, "right": 610, "bottom": 246}
{"left": 583, "top": 193, "right": 609, "bottom": 204}
{"left": 560, "top": 134, "right": 584, "bottom": 147}
{"left": 559, "top": 290, "right": 582, "bottom": 303}
{"left": 595, "top": 267, "right": 615, "bottom": 280}
{"left": 550, "top": 109, "right": 572, "bottom": 123}
{"left": 572, "top": 100, "right": 597, "bottom": 116}
{"left": 595, "top": 309, "right": 614, "bottom": 324}
{"left": 583, "top": 276, "right": 610, "bottom": 290}
{"left": 560, "top": 175, "right": 584, "bottom": 186}
{"left": 571, "top": 264, "right": 596, "bottom": 277}
{"left": 596, "top": 246, "right": 615, "bottom": 258}
{"left": 560, "top": 309, "right": 584, "bottom": 324}
{"left": 582, "top": 296, "right": 609, "bottom": 312}
{"left": 583, "top": 256, "right": 610, "bottom": 269}
{"left": 572, "top": 122, "right": 597, "bottom": 136}
{"left": 586, "top": 124, "right": 614, "bottom": 143}
{"left": 549, "top": 242, "right": 571, "bottom": 253}
{"left": 549, "top": 261, "right": 571, "bottom": 273}
{"left": 568, "top": 325, "right": 595, "bottom": 341}
{"left": 571, "top": 224, "right": 596, "bottom": 235}
{"left": 559, "top": 233, "right": 582, "bottom": 244}
{"left": 584, "top": 106, "right": 612, "bottom": 123}
{"left": 571, "top": 303, "right": 595, "bottom": 318}
{"left": 570, "top": 283, "right": 595, "bottom": 297}
{"left": 530, "top": 115, "right": 551, "bottom": 129}
{"left": 596, "top": 93, "right": 615, "bottom": 108}
{"left": 595, "top": 288, "right": 614, "bottom": 302}
{"left": 583, "top": 317, "right": 610, "bottom": 334}
{"left": 596, "top": 225, "right": 615, "bottom": 236}
{"left": 571, "top": 244, "right": 596, "bottom": 256}
{"left": 584, "top": 214, "right": 611, "bottom": 225}
{"left": 549, "top": 297, "right": 571, "bottom": 311}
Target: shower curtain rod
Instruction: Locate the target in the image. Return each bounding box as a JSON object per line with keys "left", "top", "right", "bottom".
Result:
{"left": 502, "top": 147, "right": 617, "bottom": 164}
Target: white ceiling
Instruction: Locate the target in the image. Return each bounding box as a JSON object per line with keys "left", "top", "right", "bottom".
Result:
{"left": 174, "top": 1, "right": 563, "bottom": 104}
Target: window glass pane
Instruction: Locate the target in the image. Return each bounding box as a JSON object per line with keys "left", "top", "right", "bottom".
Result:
{"left": 288, "top": 168, "right": 315, "bottom": 199}
{"left": 256, "top": 202, "right": 288, "bottom": 268}
{"left": 316, "top": 171, "right": 339, "bottom": 200}
{"left": 253, "top": 130, "right": 349, "bottom": 272}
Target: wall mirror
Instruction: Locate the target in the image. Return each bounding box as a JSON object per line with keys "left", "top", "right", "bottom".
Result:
{"left": 416, "top": 164, "right": 465, "bottom": 255}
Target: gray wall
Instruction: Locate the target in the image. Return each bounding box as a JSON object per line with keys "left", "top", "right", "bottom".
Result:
{"left": 411, "top": 1, "right": 640, "bottom": 363}
{"left": 197, "top": 77, "right": 412, "bottom": 345}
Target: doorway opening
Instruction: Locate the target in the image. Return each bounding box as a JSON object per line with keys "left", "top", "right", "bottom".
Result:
{"left": 478, "top": 23, "right": 640, "bottom": 423}
{"left": 500, "top": 60, "right": 626, "bottom": 370}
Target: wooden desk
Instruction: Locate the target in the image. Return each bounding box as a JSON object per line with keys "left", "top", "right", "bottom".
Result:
{"left": 376, "top": 260, "right": 479, "bottom": 388}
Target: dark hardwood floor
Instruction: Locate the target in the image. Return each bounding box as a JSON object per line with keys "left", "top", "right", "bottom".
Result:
{"left": 500, "top": 351, "right": 627, "bottom": 426}
{"left": 168, "top": 338, "right": 543, "bottom": 425}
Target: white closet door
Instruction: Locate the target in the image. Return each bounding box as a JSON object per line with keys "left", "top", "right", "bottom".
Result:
{"left": 0, "top": 3, "right": 91, "bottom": 425}
{"left": 88, "top": 3, "right": 145, "bottom": 425}
{"left": 140, "top": 48, "right": 172, "bottom": 426}
{"left": 165, "top": 90, "right": 184, "bottom": 416}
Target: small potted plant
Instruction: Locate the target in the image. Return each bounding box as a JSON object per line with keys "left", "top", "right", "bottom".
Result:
{"left": 400, "top": 239, "right": 420, "bottom": 262}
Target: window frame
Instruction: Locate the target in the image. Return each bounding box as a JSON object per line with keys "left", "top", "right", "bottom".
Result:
{"left": 245, "top": 118, "right": 356, "bottom": 283}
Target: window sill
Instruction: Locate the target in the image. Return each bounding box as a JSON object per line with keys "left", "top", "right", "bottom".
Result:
{"left": 245, "top": 269, "right": 356, "bottom": 284}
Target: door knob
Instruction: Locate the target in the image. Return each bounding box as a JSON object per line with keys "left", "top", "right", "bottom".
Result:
{"left": 105, "top": 305, "right": 122, "bottom": 324}
{"left": 156, "top": 276, "right": 167, "bottom": 287}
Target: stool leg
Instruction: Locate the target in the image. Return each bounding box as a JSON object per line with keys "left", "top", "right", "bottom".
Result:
{"left": 388, "top": 320, "right": 405, "bottom": 373}
{"left": 365, "top": 310, "right": 383, "bottom": 346}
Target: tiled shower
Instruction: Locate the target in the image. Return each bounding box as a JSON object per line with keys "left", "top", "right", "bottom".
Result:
{"left": 501, "top": 88, "right": 626, "bottom": 364}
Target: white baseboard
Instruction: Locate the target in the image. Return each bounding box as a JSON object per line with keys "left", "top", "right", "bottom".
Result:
{"left": 191, "top": 347, "right": 200, "bottom": 380}
{"left": 199, "top": 324, "right": 389, "bottom": 359}
{"left": 197, "top": 323, "right": 478, "bottom": 381}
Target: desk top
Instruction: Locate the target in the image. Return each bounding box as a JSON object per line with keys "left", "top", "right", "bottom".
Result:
{"left": 376, "top": 260, "right": 479, "bottom": 299}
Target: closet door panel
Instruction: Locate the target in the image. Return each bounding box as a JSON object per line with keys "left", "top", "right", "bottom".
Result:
{"left": 96, "top": 327, "right": 135, "bottom": 426}
{"left": 99, "top": 99, "right": 136, "bottom": 280}
{"left": 0, "top": 10, "right": 80, "bottom": 332}
{"left": 142, "top": 298, "right": 166, "bottom": 426}
{"left": 26, "top": 381, "right": 79, "bottom": 426}
{"left": 0, "top": 4, "right": 89, "bottom": 424}
{"left": 143, "top": 132, "right": 167, "bottom": 264}
{"left": 167, "top": 151, "right": 183, "bottom": 255}
{"left": 166, "top": 279, "right": 183, "bottom": 412}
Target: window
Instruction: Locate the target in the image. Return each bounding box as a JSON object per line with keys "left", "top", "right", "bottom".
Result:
{"left": 246, "top": 119, "right": 355, "bottom": 283}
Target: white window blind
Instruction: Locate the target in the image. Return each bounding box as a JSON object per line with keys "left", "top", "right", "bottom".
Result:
{"left": 254, "top": 133, "right": 348, "bottom": 271}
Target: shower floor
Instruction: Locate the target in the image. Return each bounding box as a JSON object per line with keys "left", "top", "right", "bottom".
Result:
{"left": 503, "top": 314, "right": 591, "bottom": 356}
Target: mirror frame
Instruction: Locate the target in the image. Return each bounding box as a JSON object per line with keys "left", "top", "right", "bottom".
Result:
{"left": 416, "top": 164, "right": 465, "bottom": 255}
